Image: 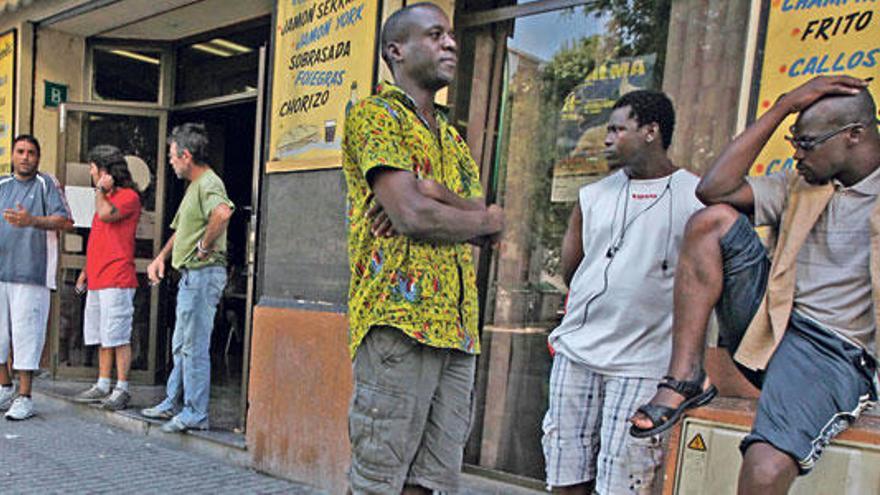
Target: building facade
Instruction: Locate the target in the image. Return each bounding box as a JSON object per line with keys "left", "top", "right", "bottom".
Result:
{"left": 0, "top": 0, "right": 877, "bottom": 492}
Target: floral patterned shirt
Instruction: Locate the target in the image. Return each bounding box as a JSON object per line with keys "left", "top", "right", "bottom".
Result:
{"left": 343, "top": 82, "right": 484, "bottom": 359}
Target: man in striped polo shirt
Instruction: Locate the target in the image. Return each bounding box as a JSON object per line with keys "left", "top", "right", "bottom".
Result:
{"left": 0, "top": 134, "right": 73, "bottom": 420}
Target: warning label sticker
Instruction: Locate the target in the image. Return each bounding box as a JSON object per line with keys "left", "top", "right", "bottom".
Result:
{"left": 687, "top": 433, "right": 707, "bottom": 452}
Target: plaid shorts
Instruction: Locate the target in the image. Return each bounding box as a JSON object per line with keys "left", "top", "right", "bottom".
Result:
{"left": 542, "top": 353, "right": 665, "bottom": 493}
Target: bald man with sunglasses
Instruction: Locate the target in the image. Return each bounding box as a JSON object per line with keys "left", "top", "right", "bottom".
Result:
{"left": 630, "top": 75, "right": 880, "bottom": 494}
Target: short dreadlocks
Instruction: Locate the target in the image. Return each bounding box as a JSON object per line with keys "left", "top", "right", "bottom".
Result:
{"left": 612, "top": 90, "right": 676, "bottom": 149}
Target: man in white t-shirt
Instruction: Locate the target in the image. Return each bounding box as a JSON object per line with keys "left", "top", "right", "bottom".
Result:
{"left": 542, "top": 90, "right": 705, "bottom": 494}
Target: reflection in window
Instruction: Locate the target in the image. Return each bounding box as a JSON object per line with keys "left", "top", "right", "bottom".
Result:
{"left": 93, "top": 47, "right": 161, "bottom": 102}
{"left": 462, "top": 2, "right": 671, "bottom": 481}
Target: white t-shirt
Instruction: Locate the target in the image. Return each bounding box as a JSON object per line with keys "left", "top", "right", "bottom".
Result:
{"left": 550, "top": 169, "right": 703, "bottom": 377}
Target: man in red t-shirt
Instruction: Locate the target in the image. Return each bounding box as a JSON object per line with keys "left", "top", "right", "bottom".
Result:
{"left": 74, "top": 145, "right": 141, "bottom": 411}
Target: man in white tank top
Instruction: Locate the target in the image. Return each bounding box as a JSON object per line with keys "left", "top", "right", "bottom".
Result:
{"left": 542, "top": 91, "right": 704, "bottom": 494}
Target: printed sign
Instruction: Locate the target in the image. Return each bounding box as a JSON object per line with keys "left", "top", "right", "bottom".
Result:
{"left": 687, "top": 433, "right": 707, "bottom": 452}
{"left": 551, "top": 54, "right": 656, "bottom": 202}
{"left": 266, "top": 0, "right": 379, "bottom": 173}
{"left": 44, "top": 80, "right": 68, "bottom": 108}
{"left": 0, "top": 30, "right": 15, "bottom": 171}
{"left": 751, "top": 1, "right": 880, "bottom": 176}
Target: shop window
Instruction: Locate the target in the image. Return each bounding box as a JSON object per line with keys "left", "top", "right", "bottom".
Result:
{"left": 459, "top": 1, "right": 671, "bottom": 481}
{"left": 92, "top": 47, "right": 162, "bottom": 103}
{"left": 174, "top": 23, "right": 269, "bottom": 104}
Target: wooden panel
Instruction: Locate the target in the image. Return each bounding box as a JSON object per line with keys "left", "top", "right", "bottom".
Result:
{"left": 663, "top": 0, "right": 752, "bottom": 175}
{"left": 465, "top": 27, "right": 495, "bottom": 167}
{"left": 247, "top": 306, "right": 352, "bottom": 494}
{"left": 478, "top": 330, "right": 511, "bottom": 467}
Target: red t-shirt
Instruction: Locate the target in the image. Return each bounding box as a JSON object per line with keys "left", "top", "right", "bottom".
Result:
{"left": 86, "top": 188, "right": 141, "bottom": 290}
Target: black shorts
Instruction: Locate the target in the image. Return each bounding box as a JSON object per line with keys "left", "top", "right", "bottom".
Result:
{"left": 716, "top": 214, "right": 879, "bottom": 474}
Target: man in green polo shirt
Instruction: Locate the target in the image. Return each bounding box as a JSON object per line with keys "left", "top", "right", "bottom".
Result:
{"left": 141, "top": 122, "right": 233, "bottom": 433}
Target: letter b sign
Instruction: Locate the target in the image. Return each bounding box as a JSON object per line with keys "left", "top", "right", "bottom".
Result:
{"left": 44, "top": 81, "right": 68, "bottom": 108}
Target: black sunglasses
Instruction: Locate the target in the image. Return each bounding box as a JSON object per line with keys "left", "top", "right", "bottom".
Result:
{"left": 784, "top": 122, "right": 864, "bottom": 151}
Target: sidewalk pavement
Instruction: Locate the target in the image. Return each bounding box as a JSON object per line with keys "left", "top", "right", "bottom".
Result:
{"left": 0, "top": 396, "right": 321, "bottom": 495}
{"left": 0, "top": 391, "right": 547, "bottom": 495}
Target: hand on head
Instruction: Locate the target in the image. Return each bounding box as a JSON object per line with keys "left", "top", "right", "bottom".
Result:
{"left": 779, "top": 75, "right": 870, "bottom": 114}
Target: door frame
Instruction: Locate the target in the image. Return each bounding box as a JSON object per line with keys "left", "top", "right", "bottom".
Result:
{"left": 240, "top": 44, "right": 268, "bottom": 425}
{"left": 51, "top": 102, "right": 169, "bottom": 383}
{"left": 163, "top": 46, "right": 267, "bottom": 428}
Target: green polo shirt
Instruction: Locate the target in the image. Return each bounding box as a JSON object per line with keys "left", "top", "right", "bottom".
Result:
{"left": 170, "top": 168, "right": 234, "bottom": 270}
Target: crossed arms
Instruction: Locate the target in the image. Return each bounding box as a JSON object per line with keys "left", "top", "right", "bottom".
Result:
{"left": 367, "top": 168, "right": 504, "bottom": 245}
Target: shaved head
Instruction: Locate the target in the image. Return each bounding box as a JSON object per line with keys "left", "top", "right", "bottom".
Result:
{"left": 380, "top": 2, "right": 447, "bottom": 70}
{"left": 798, "top": 87, "right": 878, "bottom": 130}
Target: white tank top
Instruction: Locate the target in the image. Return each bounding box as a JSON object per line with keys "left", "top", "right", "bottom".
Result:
{"left": 550, "top": 169, "right": 703, "bottom": 377}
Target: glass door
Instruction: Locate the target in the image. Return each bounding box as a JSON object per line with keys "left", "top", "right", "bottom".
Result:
{"left": 51, "top": 103, "right": 168, "bottom": 384}
{"left": 455, "top": 1, "right": 672, "bottom": 483}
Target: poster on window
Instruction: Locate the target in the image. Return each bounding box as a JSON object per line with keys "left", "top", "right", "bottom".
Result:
{"left": 751, "top": 2, "right": 879, "bottom": 177}
{"left": 266, "top": 0, "right": 380, "bottom": 173}
{"left": 0, "top": 30, "right": 15, "bottom": 172}
{"left": 550, "top": 54, "right": 656, "bottom": 202}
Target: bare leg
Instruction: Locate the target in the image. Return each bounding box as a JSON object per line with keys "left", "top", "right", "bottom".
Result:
{"left": 631, "top": 205, "right": 739, "bottom": 429}
{"left": 0, "top": 363, "right": 10, "bottom": 386}
{"left": 114, "top": 344, "right": 131, "bottom": 383}
{"left": 19, "top": 370, "right": 33, "bottom": 396}
{"left": 98, "top": 347, "right": 114, "bottom": 380}
{"left": 737, "top": 442, "right": 797, "bottom": 495}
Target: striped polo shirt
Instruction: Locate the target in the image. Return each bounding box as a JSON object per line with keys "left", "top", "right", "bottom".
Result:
{"left": 0, "top": 172, "right": 72, "bottom": 289}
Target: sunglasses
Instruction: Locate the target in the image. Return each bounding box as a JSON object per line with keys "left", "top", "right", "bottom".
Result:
{"left": 784, "top": 122, "right": 864, "bottom": 151}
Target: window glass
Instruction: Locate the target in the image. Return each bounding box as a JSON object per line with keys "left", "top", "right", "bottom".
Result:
{"left": 175, "top": 23, "right": 269, "bottom": 104}
{"left": 460, "top": 1, "right": 671, "bottom": 480}
{"left": 92, "top": 47, "right": 161, "bottom": 102}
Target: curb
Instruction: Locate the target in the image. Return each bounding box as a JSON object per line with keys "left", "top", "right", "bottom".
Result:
{"left": 32, "top": 389, "right": 252, "bottom": 469}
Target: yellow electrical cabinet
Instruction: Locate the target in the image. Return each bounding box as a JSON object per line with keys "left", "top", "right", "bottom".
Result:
{"left": 670, "top": 415, "right": 880, "bottom": 494}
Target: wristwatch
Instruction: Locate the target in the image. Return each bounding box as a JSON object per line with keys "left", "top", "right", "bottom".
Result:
{"left": 196, "top": 239, "right": 212, "bottom": 255}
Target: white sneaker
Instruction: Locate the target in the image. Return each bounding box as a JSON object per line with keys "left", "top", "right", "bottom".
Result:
{"left": 5, "top": 396, "right": 34, "bottom": 421}
{"left": 74, "top": 384, "right": 111, "bottom": 403}
{"left": 0, "top": 386, "right": 14, "bottom": 411}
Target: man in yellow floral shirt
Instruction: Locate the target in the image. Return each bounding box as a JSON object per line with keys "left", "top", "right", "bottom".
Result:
{"left": 342, "top": 3, "right": 504, "bottom": 494}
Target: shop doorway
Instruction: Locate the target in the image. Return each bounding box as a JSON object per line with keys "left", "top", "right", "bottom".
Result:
{"left": 163, "top": 101, "right": 259, "bottom": 431}
{"left": 46, "top": 4, "right": 270, "bottom": 430}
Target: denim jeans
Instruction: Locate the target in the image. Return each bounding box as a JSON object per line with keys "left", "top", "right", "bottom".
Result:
{"left": 158, "top": 265, "right": 226, "bottom": 426}
{"left": 715, "top": 213, "right": 771, "bottom": 388}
